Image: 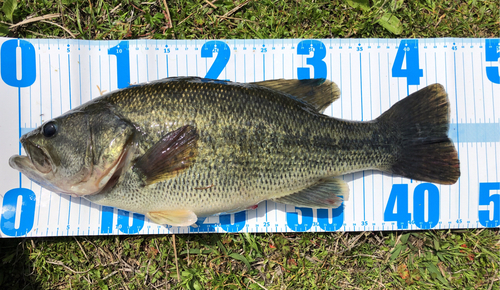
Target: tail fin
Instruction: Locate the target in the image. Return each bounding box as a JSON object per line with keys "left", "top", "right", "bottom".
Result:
{"left": 377, "top": 84, "right": 460, "bottom": 185}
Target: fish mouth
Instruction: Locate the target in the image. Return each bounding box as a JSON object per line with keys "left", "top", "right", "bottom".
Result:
{"left": 9, "top": 141, "right": 53, "bottom": 175}
{"left": 24, "top": 141, "right": 53, "bottom": 174}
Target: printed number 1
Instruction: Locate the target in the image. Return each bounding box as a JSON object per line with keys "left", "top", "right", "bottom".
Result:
{"left": 485, "top": 39, "right": 500, "bottom": 84}
{"left": 392, "top": 39, "right": 423, "bottom": 85}
{"left": 108, "top": 41, "right": 131, "bottom": 89}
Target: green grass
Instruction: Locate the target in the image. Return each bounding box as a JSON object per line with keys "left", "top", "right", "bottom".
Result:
{"left": 0, "top": 0, "right": 499, "bottom": 289}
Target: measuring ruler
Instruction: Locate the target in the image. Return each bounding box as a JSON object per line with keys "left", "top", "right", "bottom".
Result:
{"left": 0, "top": 37, "right": 498, "bottom": 237}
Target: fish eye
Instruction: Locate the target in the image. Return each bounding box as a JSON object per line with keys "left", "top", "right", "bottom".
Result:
{"left": 42, "top": 121, "right": 58, "bottom": 138}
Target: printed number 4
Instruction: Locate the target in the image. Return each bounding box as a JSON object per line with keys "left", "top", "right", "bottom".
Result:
{"left": 392, "top": 40, "right": 423, "bottom": 85}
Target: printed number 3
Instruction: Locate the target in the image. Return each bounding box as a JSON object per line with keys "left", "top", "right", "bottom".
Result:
{"left": 297, "top": 40, "right": 327, "bottom": 79}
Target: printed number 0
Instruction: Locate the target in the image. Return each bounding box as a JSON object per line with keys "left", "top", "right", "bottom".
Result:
{"left": 1, "top": 188, "right": 36, "bottom": 236}
{"left": 297, "top": 40, "right": 327, "bottom": 79}
{"left": 201, "top": 41, "right": 230, "bottom": 79}
{"left": 485, "top": 39, "right": 500, "bottom": 84}
{"left": 1, "top": 39, "right": 36, "bottom": 87}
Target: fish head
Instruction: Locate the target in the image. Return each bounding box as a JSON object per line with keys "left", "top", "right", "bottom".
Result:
{"left": 9, "top": 107, "right": 136, "bottom": 197}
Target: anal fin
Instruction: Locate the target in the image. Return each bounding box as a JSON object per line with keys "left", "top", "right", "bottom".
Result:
{"left": 146, "top": 209, "right": 198, "bottom": 227}
{"left": 273, "top": 177, "right": 349, "bottom": 208}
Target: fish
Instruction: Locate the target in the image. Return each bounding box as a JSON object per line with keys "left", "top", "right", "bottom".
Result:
{"left": 9, "top": 77, "right": 460, "bottom": 227}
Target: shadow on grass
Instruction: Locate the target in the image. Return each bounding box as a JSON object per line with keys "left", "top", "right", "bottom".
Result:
{"left": 0, "top": 238, "right": 40, "bottom": 290}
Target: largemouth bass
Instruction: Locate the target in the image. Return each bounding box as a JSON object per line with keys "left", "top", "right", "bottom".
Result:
{"left": 9, "top": 77, "right": 460, "bottom": 226}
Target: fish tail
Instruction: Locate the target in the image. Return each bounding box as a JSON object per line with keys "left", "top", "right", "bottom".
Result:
{"left": 377, "top": 84, "right": 460, "bottom": 185}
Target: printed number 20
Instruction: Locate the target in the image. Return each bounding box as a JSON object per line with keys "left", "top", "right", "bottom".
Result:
{"left": 384, "top": 184, "right": 440, "bottom": 229}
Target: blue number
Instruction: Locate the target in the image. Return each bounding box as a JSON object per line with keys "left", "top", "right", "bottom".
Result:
{"left": 219, "top": 212, "right": 246, "bottom": 232}
{"left": 286, "top": 207, "right": 313, "bottom": 232}
{"left": 189, "top": 217, "right": 216, "bottom": 232}
{"left": 485, "top": 39, "right": 500, "bottom": 84}
{"left": 392, "top": 40, "right": 423, "bottom": 85}
{"left": 100, "top": 207, "right": 145, "bottom": 233}
{"left": 117, "top": 209, "right": 144, "bottom": 234}
{"left": 108, "top": 41, "right": 130, "bottom": 89}
{"left": 1, "top": 188, "right": 36, "bottom": 236}
{"left": 478, "top": 182, "right": 500, "bottom": 227}
{"left": 1, "top": 40, "right": 36, "bottom": 87}
{"left": 317, "top": 207, "right": 344, "bottom": 231}
{"left": 357, "top": 46, "right": 363, "bottom": 51}
{"left": 100, "top": 206, "right": 114, "bottom": 234}
{"left": 385, "top": 184, "right": 441, "bottom": 230}
{"left": 413, "top": 183, "right": 439, "bottom": 229}
{"left": 297, "top": 40, "right": 327, "bottom": 79}
{"left": 201, "top": 40, "right": 230, "bottom": 79}
{"left": 384, "top": 184, "right": 411, "bottom": 229}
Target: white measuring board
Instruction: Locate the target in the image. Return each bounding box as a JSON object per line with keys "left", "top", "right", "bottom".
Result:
{"left": 0, "top": 37, "right": 499, "bottom": 237}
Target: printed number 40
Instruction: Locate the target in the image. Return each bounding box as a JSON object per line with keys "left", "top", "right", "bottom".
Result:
{"left": 384, "top": 184, "right": 439, "bottom": 229}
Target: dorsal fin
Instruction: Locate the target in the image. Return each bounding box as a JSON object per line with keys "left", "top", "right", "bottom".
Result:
{"left": 251, "top": 78, "right": 340, "bottom": 113}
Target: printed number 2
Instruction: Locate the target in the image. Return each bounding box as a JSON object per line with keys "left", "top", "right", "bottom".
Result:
{"left": 201, "top": 41, "right": 230, "bottom": 79}
{"left": 392, "top": 39, "right": 423, "bottom": 85}
{"left": 108, "top": 41, "right": 131, "bottom": 89}
{"left": 384, "top": 184, "right": 440, "bottom": 229}
{"left": 297, "top": 40, "right": 327, "bottom": 79}
{"left": 485, "top": 39, "right": 500, "bottom": 84}
{"left": 478, "top": 182, "right": 500, "bottom": 227}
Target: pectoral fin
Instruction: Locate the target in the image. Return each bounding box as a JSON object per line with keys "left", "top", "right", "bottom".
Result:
{"left": 134, "top": 125, "right": 198, "bottom": 185}
{"left": 273, "top": 177, "right": 349, "bottom": 208}
{"left": 146, "top": 209, "right": 198, "bottom": 226}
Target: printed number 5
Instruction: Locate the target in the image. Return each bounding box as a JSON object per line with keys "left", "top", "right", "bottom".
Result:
{"left": 478, "top": 182, "right": 500, "bottom": 227}
{"left": 297, "top": 40, "right": 327, "bottom": 79}
{"left": 485, "top": 39, "right": 500, "bottom": 84}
